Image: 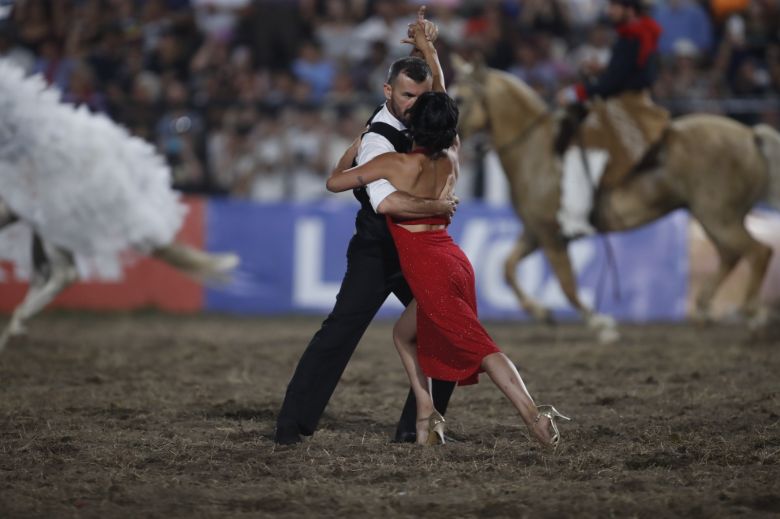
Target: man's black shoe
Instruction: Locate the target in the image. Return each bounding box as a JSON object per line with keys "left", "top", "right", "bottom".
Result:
{"left": 274, "top": 424, "right": 303, "bottom": 445}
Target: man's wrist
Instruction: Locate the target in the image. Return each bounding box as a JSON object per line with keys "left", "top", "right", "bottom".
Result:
{"left": 429, "top": 199, "right": 448, "bottom": 215}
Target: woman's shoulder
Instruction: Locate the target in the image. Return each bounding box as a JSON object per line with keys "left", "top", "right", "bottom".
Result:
{"left": 395, "top": 152, "right": 426, "bottom": 171}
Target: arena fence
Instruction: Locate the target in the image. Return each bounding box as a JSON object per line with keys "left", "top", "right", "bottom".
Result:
{"left": 1, "top": 198, "right": 778, "bottom": 321}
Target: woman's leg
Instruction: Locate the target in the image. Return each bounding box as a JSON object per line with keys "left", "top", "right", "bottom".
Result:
{"left": 481, "top": 352, "right": 554, "bottom": 445}
{"left": 392, "top": 300, "right": 435, "bottom": 444}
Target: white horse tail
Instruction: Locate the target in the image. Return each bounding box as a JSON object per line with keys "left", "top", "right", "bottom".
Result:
{"left": 153, "top": 242, "right": 239, "bottom": 282}
{"left": 755, "top": 124, "right": 780, "bottom": 210}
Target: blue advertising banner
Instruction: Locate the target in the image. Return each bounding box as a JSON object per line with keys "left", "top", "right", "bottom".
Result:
{"left": 205, "top": 198, "right": 689, "bottom": 321}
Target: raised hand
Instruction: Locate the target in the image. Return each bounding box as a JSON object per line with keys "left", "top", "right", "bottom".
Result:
{"left": 402, "top": 5, "right": 438, "bottom": 46}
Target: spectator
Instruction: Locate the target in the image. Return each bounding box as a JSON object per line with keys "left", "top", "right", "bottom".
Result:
{"left": 352, "top": 39, "right": 392, "bottom": 100}
{"left": 250, "top": 108, "right": 288, "bottom": 201}
{"left": 322, "top": 106, "right": 363, "bottom": 199}
{"left": 14, "top": 0, "right": 63, "bottom": 51}
{"left": 156, "top": 80, "right": 206, "bottom": 190}
{"left": 208, "top": 106, "right": 262, "bottom": 196}
{"left": 350, "top": 0, "right": 411, "bottom": 61}
{"left": 569, "top": 19, "right": 612, "bottom": 76}
{"left": 1, "top": 0, "right": 776, "bottom": 199}
{"left": 285, "top": 104, "right": 329, "bottom": 201}
{"left": 124, "top": 71, "right": 163, "bottom": 139}
{"left": 31, "top": 36, "right": 75, "bottom": 91}
{"left": 315, "top": 0, "right": 358, "bottom": 62}
{"left": 424, "top": 1, "right": 466, "bottom": 46}
{"left": 0, "top": 25, "right": 35, "bottom": 73}
{"left": 564, "top": 0, "right": 607, "bottom": 32}
{"left": 191, "top": 0, "right": 249, "bottom": 42}
{"left": 237, "top": 0, "right": 312, "bottom": 71}
{"left": 654, "top": 0, "right": 714, "bottom": 56}
{"left": 291, "top": 38, "right": 336, "bottom": 102}
{"left": 146, "top": 28, "right": 191, "bottom": 80}
{"left": 708, "top": 0, "right": 750, "bottom": 23}
{"left": 62, "top": 61, "right": 107, "bottom": 112}
{"left": 520, "top": 0, "right": 572, "bottom": 39}
{"left": 508, "top": 35, "right": 572, "bottom": 100}
{"left": 654, "top": 38, "right": 717, "bottom": 115}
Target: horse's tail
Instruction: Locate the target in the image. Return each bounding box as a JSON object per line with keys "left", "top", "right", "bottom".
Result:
{"left": 153, "top": 242, "right": 239, "bottom": 282}
{"left": 754, "top": 124, "right": 780, "bottom": 210}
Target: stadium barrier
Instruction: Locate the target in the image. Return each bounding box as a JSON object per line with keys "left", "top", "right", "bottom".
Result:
{"left": 1, "top": 197, "right": 778, "bottom": 321}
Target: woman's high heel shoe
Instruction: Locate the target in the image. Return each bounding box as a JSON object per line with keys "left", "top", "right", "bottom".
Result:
{"left": 419, "top": 411, "right": 446, "bottom": 446}
{"left": 533, "top": 405, "right": 571, "bottom": 448}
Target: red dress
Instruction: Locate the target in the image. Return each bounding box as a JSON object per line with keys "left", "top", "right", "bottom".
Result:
{"left": 387, "top": 215, "right": 501, "bottom": 385}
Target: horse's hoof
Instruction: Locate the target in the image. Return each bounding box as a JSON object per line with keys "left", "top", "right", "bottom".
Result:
{"left": 597, "top": 326, "right": 620, "bottom": 344}
{"left": 587, "top": 313, "right": 616, "bottom": 330}
{"left": 539, "top": 309, "right": 556, "bottom": 326}
{"left": 8, "top": 321, "right": 26, "bottom": 337}
{"left": 747, "top": 307, "right": 770, "bottom": 332}
{"left": 0, "top": 330, "right": 11, "bottom": 352}
{"left": 212, "top": 253, "right": 240, "bottom": 272}
{"left": 691, "top": 308, "right": 715, "bottom": 327}
{"left": 587, "top": 313, "right": 620, "bottom": 344}
{"left": 530, "top": 307, "right": 555, "bottom": 325}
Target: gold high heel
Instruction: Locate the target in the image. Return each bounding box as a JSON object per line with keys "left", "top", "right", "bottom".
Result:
{"left": 417, "top": 411, "right": 446, "bottom": 446}
{"left": 533, "top": 405, "right": 571, "bottom": 448}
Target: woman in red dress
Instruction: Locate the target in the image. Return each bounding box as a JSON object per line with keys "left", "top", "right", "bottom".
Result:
{"left": 326, "top": 24, "right": 569, "bottom": 448}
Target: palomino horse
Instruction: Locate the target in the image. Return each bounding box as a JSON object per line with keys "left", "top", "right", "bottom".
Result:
{"left": 452, "top": 59, "right": 780, "bottom": 342}
{"left": 0, "top": 200, "right": 239, "bottom": 351}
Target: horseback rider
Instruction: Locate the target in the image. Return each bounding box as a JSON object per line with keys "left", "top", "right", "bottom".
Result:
{"left": 556, "top": 0, "right": 670, "bottom": 190}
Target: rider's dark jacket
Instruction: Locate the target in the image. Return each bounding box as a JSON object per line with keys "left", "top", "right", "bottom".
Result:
{"left": 572, "top": 16, "right": 662, "bottom": 101}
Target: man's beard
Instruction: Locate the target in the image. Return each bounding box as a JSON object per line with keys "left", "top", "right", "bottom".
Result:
{"left": 388, "top": 99, "right": 410, "bottom": 125}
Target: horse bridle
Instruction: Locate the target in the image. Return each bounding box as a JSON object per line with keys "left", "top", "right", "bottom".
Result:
{"left": 456, "top": 75, "right": 552, "bottom": 155}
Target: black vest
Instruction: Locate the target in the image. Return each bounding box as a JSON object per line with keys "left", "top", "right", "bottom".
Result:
{"left": 352, "top": 108, "right": 412, "bottom": 241}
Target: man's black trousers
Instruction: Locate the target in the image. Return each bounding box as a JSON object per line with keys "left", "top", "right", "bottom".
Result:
{"left": 275, "top": 233, "right": 456, "bottom": 442}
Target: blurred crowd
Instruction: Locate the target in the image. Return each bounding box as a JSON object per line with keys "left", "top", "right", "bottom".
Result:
{"left": 1, "top": 0, "right": 779, "bottom": 199}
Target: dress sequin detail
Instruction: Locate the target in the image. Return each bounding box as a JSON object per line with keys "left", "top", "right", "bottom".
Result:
{"left": 388, "top": 216, "right": 501, "bottom": 385}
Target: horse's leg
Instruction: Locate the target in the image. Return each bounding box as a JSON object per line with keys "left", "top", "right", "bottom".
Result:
{"left": 0, "top": 236, "right": 77, "bottom": 351}
{"left": 153, "top": 242, "right": 239, "bottom": 280}
{"left": 541, "top": 241, "right": 619, "bottom": 343}
{"left": 695, "top": 218, "right": 773, "bottom": 329}
{"left": 504, "top": 232, "right": 553, "bottom": 323}
{"left": 692, "top": 238, "right": 740, "bottom": 324}
{"left": 0, "top": 200, "right": 17, "bottom": 231}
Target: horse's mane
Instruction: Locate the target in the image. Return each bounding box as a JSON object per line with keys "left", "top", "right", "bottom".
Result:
{"left": 489, "top": 69, "right": 548, "bottom": 117}
{"left": 478, "top": 68, "right": 550, "bottom": 152}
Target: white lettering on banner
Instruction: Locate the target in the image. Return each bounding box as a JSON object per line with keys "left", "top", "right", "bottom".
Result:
{"left": 293, "top": 218, "right": 341, "bottom": 307}
{"left": 459, "top": 218, "right": 596, "bottom": 311}
{"left": 291, "top": 217, "right": 411, "bottom": 312}
{"left": 292, "top": 215, "right": 598, "bottom": 313}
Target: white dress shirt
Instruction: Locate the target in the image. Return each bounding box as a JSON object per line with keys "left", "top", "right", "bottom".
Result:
{"left": 355, "top": 103, "right": 405, "bottom": 212}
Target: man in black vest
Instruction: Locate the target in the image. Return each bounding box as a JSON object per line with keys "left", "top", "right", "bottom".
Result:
{"left": 275, "top": 33, "right": 458, "bottom": 446}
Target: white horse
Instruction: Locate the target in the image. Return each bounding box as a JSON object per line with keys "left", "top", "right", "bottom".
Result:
{"left": 0, "top": 200, "right": 238, "bottom": 350}
{"left": 0, "top": 60, "right": 239, "bottom": 350}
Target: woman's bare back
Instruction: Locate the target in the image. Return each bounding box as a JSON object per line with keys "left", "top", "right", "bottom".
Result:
{"left": 395, "top": 149, "right": 459, "bottom": 202}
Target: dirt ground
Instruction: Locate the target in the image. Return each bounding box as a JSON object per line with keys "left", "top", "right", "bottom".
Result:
{"left": 0, "top": 314, "right": 778, "bottom": 518}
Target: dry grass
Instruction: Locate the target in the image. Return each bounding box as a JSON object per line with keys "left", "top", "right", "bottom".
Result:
{"left": 0, "top": 314, "right": 778, "bottom": 518}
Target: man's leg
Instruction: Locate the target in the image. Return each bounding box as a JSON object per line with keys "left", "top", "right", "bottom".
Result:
{"left": 275, "top": 237, "right": 391, "bottom": 444}
{"left": 390, "top": 276, "right": 456, "bottom": 442}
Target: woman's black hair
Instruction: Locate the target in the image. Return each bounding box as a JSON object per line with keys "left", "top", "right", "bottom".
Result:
{"left": 405, "top": 91, "right": 459, "bottom": 156}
